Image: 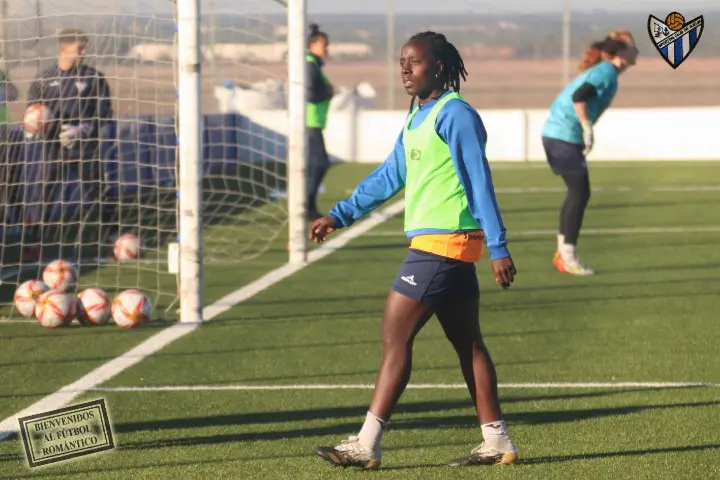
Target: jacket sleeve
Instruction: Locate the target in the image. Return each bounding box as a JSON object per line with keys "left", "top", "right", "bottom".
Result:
{"left": 328, "top": 131, "right": 406, "bottom": 227}
{"left": 435, "top": 100, "right": 510, "bottom": 260}
{"left": 306, "top": 59, "right": 330, "bottom": 104}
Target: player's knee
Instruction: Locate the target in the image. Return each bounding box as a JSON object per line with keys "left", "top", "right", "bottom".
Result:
{"left": 581, "top": 184, "right": 591, "bottom": 204}
{"left": 380, "top": 331, "right": 413, "bottom": 353}
{"left": 568, "top": 185, "right": 590, "bottom": 208}
{"left": 443, "top": 326, "right": 482, "bottom": 352}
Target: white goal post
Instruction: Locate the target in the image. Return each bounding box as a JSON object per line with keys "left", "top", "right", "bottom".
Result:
{"left": 175, "top": 0, "right": 203, "bottom": 323}
{"left": 286, "top": 0, "right": 308, "bottom": 265}
{"left": 175, "top": 0, "right": 308, "bottom": 322}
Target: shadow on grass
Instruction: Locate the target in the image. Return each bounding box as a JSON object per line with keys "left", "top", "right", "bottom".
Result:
{"left": 4, "top": 443, "right": 719, "bottom": 477}
{"left": 520, "top": 443, "right": 720, "bottom": 465}
{"left": 237, "top": 274, "right": 720, "bottom": 309}
{"left": 9, "top": 398, "right": 709, "bottom": 454}
{"left": 105, "top": 396, "right": 715, "bottom": 439}
{"left": 0, "top": 439, "right": 462, "bottom": 476}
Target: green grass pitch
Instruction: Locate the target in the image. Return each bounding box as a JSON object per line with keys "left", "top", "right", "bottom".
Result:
{"left": 1, "top": 161, "right": 719, "bottom": 479}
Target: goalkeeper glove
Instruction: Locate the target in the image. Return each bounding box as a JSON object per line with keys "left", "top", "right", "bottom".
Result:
{"left": 581, "top": 120, "right": 593, "bottom": 156}
{"left": 59, "top": 123, "right": 91, "bottom": 149}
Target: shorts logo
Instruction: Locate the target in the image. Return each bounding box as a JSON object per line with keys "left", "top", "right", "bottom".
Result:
{"left": 409, "top": 149, "right": 422, "bottom": 161}
{"left": 648, "top": 11, "right": 704, "bottom": 69}
{"left": 401, "top": 275, "right": 417, "bottom": 286}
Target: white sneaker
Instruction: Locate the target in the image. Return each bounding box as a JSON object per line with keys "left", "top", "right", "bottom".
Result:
{"left": 448, "top": 441, "right": 519, "bottom": 467}
{"left": 554, "top": 251, "right": 595, "bottom": 276}
{"left": 315, "top": 435, "right": 382, "bottom": 470}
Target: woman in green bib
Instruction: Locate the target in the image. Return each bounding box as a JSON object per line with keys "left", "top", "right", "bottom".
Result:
{"left": 305, "top": 23, "right": 333, "bottom": 220}
{"left": 311, "top": 32, "right": 518, "bottom": 469}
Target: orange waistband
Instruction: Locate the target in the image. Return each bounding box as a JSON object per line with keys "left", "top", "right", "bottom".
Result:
{"left": 409, "top": 231, "right": 484, "bottom": 262}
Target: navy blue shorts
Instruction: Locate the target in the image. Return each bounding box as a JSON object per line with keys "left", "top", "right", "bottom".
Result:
{"left": 542, "top": 137, "right": 587, "bottom": 175}
{"left": 391, "top": 249, "right": 479, "bottom": 307}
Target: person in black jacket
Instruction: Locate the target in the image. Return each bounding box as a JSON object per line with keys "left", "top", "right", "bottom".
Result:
{"left": 0, "top": 70, "right": 19, "bottom": 227}
{"left": 22, "top": 28, "right": 114, "bottom": 262}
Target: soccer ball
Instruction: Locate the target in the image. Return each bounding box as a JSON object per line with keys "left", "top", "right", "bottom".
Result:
{"left": 14, "top": 280, "right": 50, "bottom": 318}
{"left": 113, "top": 234, "right": 142, "bottom": 261}
{"left": 23, "top": 103, "right": 52, "bottom": 136}
{"left": 35, "top": 291, "right": 76, "bottom": 328}
{"left": 666, "top": 12, "right": 685, "bottom": 31}
{"left": 76, "top": 288, "right": 111, "bottom": 326}
{"left": 111, "top": 289, "right": 152, "bottom": 328}
{"left": 43, "top": 259, "right": 78, "bottom": 292}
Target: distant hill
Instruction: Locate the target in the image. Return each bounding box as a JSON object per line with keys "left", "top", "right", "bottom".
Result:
{"left": 1, "top": 10, "right": 718, "bottom": 65}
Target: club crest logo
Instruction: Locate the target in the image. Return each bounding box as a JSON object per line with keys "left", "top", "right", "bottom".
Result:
{"left": 647, "top": 12, "right": 704, "bottom": 69}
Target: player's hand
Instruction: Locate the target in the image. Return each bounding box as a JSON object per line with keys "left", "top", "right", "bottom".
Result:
{"left": 59, "top": 124, "right": 89, "bottom": 148}
{"left": 327, "top": 84, "right": 335, "bottom": 98}
{"left": 581, "top": 120, "right": 594, "bottom": 156}
{"left": 491, "top": 257, "right": 516, "bottom": 289}
{"left": 309, "top": 215, "right": 337, "bottom": 244}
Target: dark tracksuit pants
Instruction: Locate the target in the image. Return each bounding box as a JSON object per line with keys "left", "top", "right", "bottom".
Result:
{"left": 26, "top": 140, "right": 116, "bottom": 254}
{"left": 307, "top": 126, "right": 330, "bottom": 213}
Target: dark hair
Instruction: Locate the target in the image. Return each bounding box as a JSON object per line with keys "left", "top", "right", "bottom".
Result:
{"left": 578, "top": 33, "right": 630, "bottom": 72}
{"left": 57, "top": 28, "right": 88, "bottom": 46}
{"left": 307, "top": 23, "right": 328, "bottom": 46}
{"left": 602, "top": 38, "right": 627, "bottom": 55}
{"left": 405, "top": 31, "right": 468, "bottom": 113}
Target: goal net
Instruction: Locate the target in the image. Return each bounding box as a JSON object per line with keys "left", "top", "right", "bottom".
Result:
{"left": 0, "top": 0, "right": 290, "bottom": 320}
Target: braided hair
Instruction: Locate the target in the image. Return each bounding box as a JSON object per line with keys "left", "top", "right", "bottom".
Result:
{"left": 406, "top": 31, "right": 468, "bottom": 113}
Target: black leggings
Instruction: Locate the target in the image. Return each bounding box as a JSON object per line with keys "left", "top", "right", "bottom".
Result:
{"left": 559, "top": 172, "right": 590, "bottom": 245}
{"left": 306, "top": 127, "right": 330, "bottom": 212}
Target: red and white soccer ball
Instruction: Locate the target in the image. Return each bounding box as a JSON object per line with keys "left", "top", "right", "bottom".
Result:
{"left": 76, "top": 288, "right": 111, "bottom": 326}
{"left": 111, "top": 289, "right": 152, "bottom": 328}
{"left": 35, "top": 291, "right": 76, "bottom": 328}
{"left": 113, "top": 234, "right": 142, "bottom": 261}
{"left": 23, "top": 103, "right": 52, "bottom": 136}
{"left": 42, "top": 259, "right": 78, "bottom": 292}
{"left": 13, "top": 280, "right": 50, "bottom": 318}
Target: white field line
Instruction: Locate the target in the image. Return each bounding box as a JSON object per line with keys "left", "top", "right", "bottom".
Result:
{"left": 365, "top": 225, "right": 720, "bottom": 238}
{"left": 0, "top": 201, "right": 405, "bottom": 440}
{"left": 85, "top": 382, "right": 720, "bottom": 392}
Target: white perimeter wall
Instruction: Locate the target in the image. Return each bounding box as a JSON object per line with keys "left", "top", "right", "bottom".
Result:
{"left": 245, "top": 107, "right": 720, "bottom": 163}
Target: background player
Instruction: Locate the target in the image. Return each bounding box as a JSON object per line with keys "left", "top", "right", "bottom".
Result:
{"left": 0, "top": 69, "right": 19, "bottom": 226}
{"left": 22, "top": 28, "right": 114, "bottom": 262}
{"left": 305, "top": 23, "right": 333, "bottom": 221}
{"left": 310, "top": 31, "right": 518, "bottom": 470}
{"left": 0, "top": 68, "right": 18, "bottom": 138}
{"left": 541, "top": 30, "right": 638, "bottom": 275}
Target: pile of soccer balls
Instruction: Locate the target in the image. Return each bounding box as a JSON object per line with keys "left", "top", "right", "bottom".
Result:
{"left": 13, "top": 235, "right": 152, "bottom": 329}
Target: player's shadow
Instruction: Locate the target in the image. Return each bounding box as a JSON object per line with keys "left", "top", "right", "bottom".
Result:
{"left": 379, "top": 443, "right": 720, "bottom": 471}
{"left": 519, "top": 443, "right": 720, "bottom": 465}
{"left": 505, "top": 274, "right": 720, "bottom": 294}
{"left": 480, "top": 286, "right": 720, "bottom": 313}
{"left": 111, "top": 394, "right": 714, "bottom": 447}
{"left": 107, "top": 398, "right": 720, "bottom": 451}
